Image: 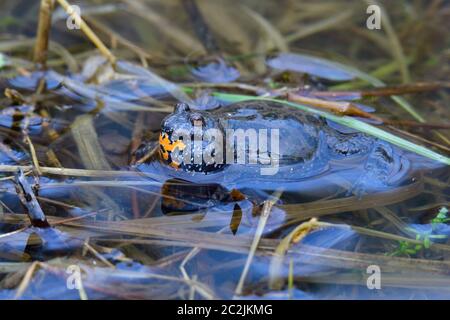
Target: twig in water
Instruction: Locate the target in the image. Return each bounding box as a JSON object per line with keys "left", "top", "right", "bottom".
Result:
{"left": 14, "top": 170, "right": 49, "bottom": 228}
{"left": 234, "top": 190, "right": 283, "bottom": 296}
{"left": 14, "top": 261, "right": 42, "bottom": 299}
{"left": 24, "top": 136, "right": 42, "bottom": 176}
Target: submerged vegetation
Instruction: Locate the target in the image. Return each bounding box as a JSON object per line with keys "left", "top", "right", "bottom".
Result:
{"left": 0, "top": 0, "right": 449, "bottom": 299}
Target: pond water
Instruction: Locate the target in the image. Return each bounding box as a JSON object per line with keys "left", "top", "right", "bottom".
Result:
{"left": 0, "top": 0, "right": 449, "bottom": 299}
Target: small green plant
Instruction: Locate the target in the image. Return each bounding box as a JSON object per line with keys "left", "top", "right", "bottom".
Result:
{"left": 387, "top": 240, "right": 423, "bottom": 257}
{"left": 388, "top": 207, "right": 449, "bottom": 257}
{"left": 431, "top": 207, "right": 449, "bottom": 225}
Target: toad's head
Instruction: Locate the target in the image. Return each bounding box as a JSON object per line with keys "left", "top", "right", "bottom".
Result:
{"left": 159, "top": 103, "right": 225, "bottom": 173}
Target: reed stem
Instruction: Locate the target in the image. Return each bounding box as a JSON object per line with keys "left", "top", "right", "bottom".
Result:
{"left": 33, "top": 0, "right": 55, "bottom": 68}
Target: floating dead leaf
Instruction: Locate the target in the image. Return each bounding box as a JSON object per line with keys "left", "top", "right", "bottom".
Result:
{"left": 230, "top": 204, "right": 243, "bottom": 235}
{"left": 269, "top": 218, "right": 321, "bottom": 290}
